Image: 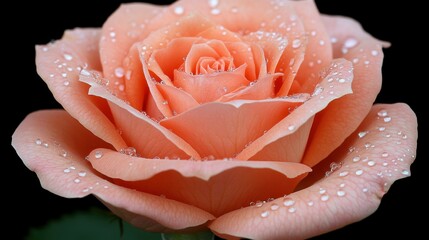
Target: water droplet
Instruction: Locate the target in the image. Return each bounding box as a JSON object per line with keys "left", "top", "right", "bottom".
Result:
{"left": 401, "top": 170, "right": 410, "bottom": 176}
{"left": 43, "top": 142, "right": 49, "bottom": 148}
{"left": 270, "top": 204, "right": 279, "bottom": 211}
{"left": 174, "top": 6, "right": 184, "bottom": 15}
{"left": 61, "top": 73, "right": 67, "bottom": 78}
{"left": 70, "top": 166, "right": 76, "bottom": 170}
{"left": 340, "top": 183, "right": 346, "bottom": 188}
{"left": 344, "top": 38, "right": 358, "bottom": 48}
{"left": 120, "top": 147, "right": 137, "bottom": 157}
{"left": 260, "top": 211, "right": 269, "bottom": 218}
{"left": 292, "top": 39, "right": 301, "bottom": 48}
{"left": 60, "top": 150, "right": 68, "bottom": 158}
{"left": 35, "top": 138, "right": 42, "bottom": 145}
{"left": 319, "top": 188, "right": 326, "bottom": 194}
{"left": 63, "top": 168, "right": 71, "bottom": 173}
{"left": 320, "top": 194, "right": 329, "bottom": 201}
{"left": 381, "top": 152, "right": 389, "bottom": 158}
{"left": 74, "top": 178, "right": 81, "bottom": 183}
{"left": 80, "top": 69, "right": 91, "bottom": 76}
{"left": 368, "top": 161, "right": 376, "bottom": 167}
{"left": 377, "top": 109, "right": 388, "bottom": 117}
{"left": 103, "top": 185, "right": 109, "bottom": 189}
{"left": 114, "top": 67, "right": 124, "bottom": 78}
{"left": 94, "top": 151, "right": 103, "bottom": 159}
{"left": 355, "top": 169, "right": 363, "bottom": 176}
{"left": 255, "top": 201, "right": 264, "bottom": 208}
{"left": 312, "top": 85, "right": 323, "bottom": 96}
{"left": 63, "top": 53, "right": 73, "bottom": 61}
{"left": 109, "top": 31, "right": 116, "bottom": 38}
{"left": 307, "top": 201, "right": 314, "bottom": 206}
{"left": 363, "top": 188, "right": 368, "bottom": 193}
{"left": 383, "top": 162, "right": 388, "bottom": 167}
{"left": 162, "top": 100, "right": 168, "bottom": 105}
{"left": 358, "top": 131, "right": 368, "bottom": 138}
{"left": 337, "top": 190, "right": 346, "bottom": 197}
{"left": 384, "top": 117, "right": 392, "bottom": 123}
{"left": 211, "top": 8, "right": 221, "bottom": 15}
{"left": 208, "top": 0, "right": 219, "bottom": 7}
{"left": 402, "top": 134, "right": 408, "bottom": 139}
{"left": 288, "top": 207, "right": 296, "bottom": 213}
{"left": 288, "top": 125, "right": 295, "bottom": 131}
{"left": 82, "top": 188, "right": 89, "bottom": 193}
{"left": 378, "top": 127, "right": 386, "bottom": 131}
{"left": 338, "top": 78, "right": 346, "bottom": 83}
{"left": 339, "top": 171, "right": 349, "bottom": 177}
{"left": 371, "top": 50, "right": 379, "bottom": 56}
{"left": 63, "top": 81, "right": 70, "bottom": 86}
{"left": 283, "top": 197, "right": 295, "bottom": 207}
{"left": 319, "top": 40, "right": 325, "bottom": 46}
{"left": 78, "top": 171, "right": 87, "bottom": 177}
{"left": 352, "top": 156, "right": 360, "bottom": 162}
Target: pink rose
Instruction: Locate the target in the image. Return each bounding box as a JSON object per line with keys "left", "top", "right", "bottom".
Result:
{"left": 13, "top": 0, "right": 417, "bottom": 239}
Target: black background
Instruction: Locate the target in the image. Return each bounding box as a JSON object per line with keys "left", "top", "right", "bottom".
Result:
{"left": 5, "top": 0, "right": 425, "bottom": 239}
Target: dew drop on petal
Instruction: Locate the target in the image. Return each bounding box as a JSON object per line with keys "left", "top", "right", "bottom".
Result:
{"left": 371, "top": 50, "right": 379, "bottom": 56}
{"left": 368, "top": 161, "right": 376, "bottom": 167}
{"left": 358, "top": 131, "right": 368, "bottom": 138}
{"left": 382, "top": 152, "right": 389, "bottom": 158}
{"left": 344, "top": 38, "right": 358, "bottom": 48}
{"left": 363, "top": 188, "right": 369, "bottom": 193}
{"left": 114, "top": 67, "right": 125, "bottom": 78}
{"left": 255, "top": 201, "right": 264, "bottom": 208}
{"left": 174, "top": 6, "right": 184, "bottom": 15}
{"left": 260, "top": 211, "right": 269, "bottom": 218}
{"left": 283, "top": 197, "right": 295, "bottom": 207}
{"left": 288, "top": 207, "right": 296, "bottom": 213}
{"left": 94, "top": 151, "right": 103, "bottom": 159}
{"left": 63, "top": 53, "right": 73, "bottom": 61}
{"left": 355, "top": 169, "right": 363, "bottom": 176}
{"left": 292, "top": 39, "right": 301, "bottom": 48}
{"left": 377, "top": 109, "right": 388, "bottom": 117}
{"left": 401, "top": 170, "right": 410, "bottom": 176}
{"left": 288, "top": 125, "right": 296, "bottom": 131}
{"left": 208, "top": 0, "right": 219, "bottom": 8}
{"left": 35, "top": 138, "right": 42, "bottom": 145}
{"left": 337, "top": 190, "right": 346, "bottom": 197}
{"left": 74, "top": 178, "right": 81, "bottom": 183}
{"left": 320, "top": 194, "right": 329, "bottom": 201}
{"left": 270, "top": 204, "right": 279, "bottom": 211}
{"left": 78, "top": 171, "right": 87, "bottom": 177}
{"left": 63, "top": 168, "right": 71, "bottom": 173}
{"left": 352, "top": 156, "right": 360, "bottom": 162}
{"left": 384, "top": 117, "right": 392, "bottom": 123}
{"left": 339, "top": 171, "right": 349, "bottom": 177}
{"left": 211, "top": 8, "right": 221, "bottom": 15}
{"left": 307, "top": 201, "right": 314, "bottom": 207}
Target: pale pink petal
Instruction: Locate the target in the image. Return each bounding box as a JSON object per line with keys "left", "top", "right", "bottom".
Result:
{"left": 197, "top": 25, "right": 242, "bottom": 42}
{"left": 160, "top": 98, "right": 306, "bottom": 159}
{"left": 123, "top": 44, "right": 148, "bottom": 111}
{"left": 36, "top": 29, "right": 126, "bottom": 150}
{"left": 238, "top": 59, "right": 353, "bottom": 162}
{"left": 302, "top": 15, "right": 386, "bottom": 167}
{"left": 210, "top": 103, "right": 417, "bottom": 239}
{"left": 88, "top": 148, "right": 311, "bottom": 216}
{"left": 12, "top": 110, "right": 214, "bottom": 232}
{"left": 80, "top": 72, "right": 200, "bottom": 160}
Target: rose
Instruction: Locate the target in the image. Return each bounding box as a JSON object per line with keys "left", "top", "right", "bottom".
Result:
{"left": 12, "top": 0, "right": 417, "bottom": 239}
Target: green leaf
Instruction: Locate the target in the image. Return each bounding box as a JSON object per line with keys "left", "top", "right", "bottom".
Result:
{"left": 161, "top": 232, "right": 214, "bottom": 240}
{"left": 26, "top": 208, "right": 161, "bottom": 240}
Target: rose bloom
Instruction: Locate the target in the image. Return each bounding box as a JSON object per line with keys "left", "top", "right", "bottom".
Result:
{"left": 13, "top": 0, "right": 417, "bottom": 239}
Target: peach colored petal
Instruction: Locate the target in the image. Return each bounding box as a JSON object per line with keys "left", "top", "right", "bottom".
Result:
{"left": 99, "top": 3, "right": 163, "bottom": 82}
{"left": 157, "top": 84, "right": 200, "bottom": 115}
{"left": 88, "top": 148, "right": 311, "bottom": 217}
{"left": 210, "top": 103, "right": 417, "bottom": 240}
{"left": 237, "top": 59, "right": 353, "bottom": 161}
{"left": 218, "top": 73, "right": 282, "bottom": 102}
{"left": 185, "top": 40, "right": 231, "bottom": 73}
{"left": 160, "top": 98, "right": 306, "bottom": 159}
{"left": 174, "top": 69, "right": 249, "bottom": 103}
{"left": 224, "top": 42, "right": 259, "bottom": 81}
{"left": 80, "top": 71, "right": 200, "bottom": 160}
{"left": 197, "top": 25, "right": 242, "bottom": 42}
{"left": 302, "top": 15, "right": 386, "bottom": 167}
{"left": 123, "top": 44, "right": 148, "bottom": 111}
{"left": 36, "top": 28, "right": 126, "bottom": 150}
{"left": 12, "top": 110, "right": 214, "bottom": 232}
{"left": 149, "top": 37, "right": 205, "bottom": 84}
{"left": 289, "top": 0, "right": 333, "bottom": 94}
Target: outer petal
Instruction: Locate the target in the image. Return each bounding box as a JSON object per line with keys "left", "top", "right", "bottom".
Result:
{"left": 36, "top": 28, "right": 126, "bottom": 150}
{"left": 160, "top": 98, "right": 307, "bottom": 159}
{"left": 302, "top": 15, "right": 386, "bottom": 167}
{"left": 88, "top": 149, "right": 311, "bottom": 217}
{"left": 12, "top": 110, "right": 214, "bottom": 232}
{"left": 210, "top": 103, "right": 417, "bottom": 240}
{"left": 80, "top": 72, "right": 200, "bottom": 160}
{"left": 238, "top": 59, "right": 353, "bottom": 162}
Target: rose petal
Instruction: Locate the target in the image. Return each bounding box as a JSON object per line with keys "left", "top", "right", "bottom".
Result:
{"left": 99, "top": 3, "right": 164, "bottom": 82}
{"left": 238, "top": 59, "right": 353, "bottom": 162}
{"left": 210, "top": 103, "right": 417, "bottom": 239}
{"left": 218, "top": 73, "right": 282, "bottom": 102}
{"left": 157, "top": 84, "right": 200, "bottom": 114}
{"left": 288, "top": 0, "right": 333, "bottom": 94}
{"left": 197, "top": 25, "right": 242, "bottom": 42}
{"left": 88, "top": 148, "right": 311, "bottom": 216}
{"left": 302, "top": 15, "right": 386, "bottom": 167}
{"left": 36, "top": 29, "right": 126, "bottom": 150}
{"left": 123, "top": 44, "right": 148, "bottom": 111}
{"left": 174, "top": 68, "right": 249, "bottom": 103}
{"left": 80, "top": 72, "right": 200, "bottom": 159}
{"left": 12, "top": 110, "right": 214, "bottom": 232}
{"left": 160, "top": 98, "right": 307, "bottom": 159}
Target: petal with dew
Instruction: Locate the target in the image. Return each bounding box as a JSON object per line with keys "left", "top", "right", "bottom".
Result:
{"left": 36, "top": 29, "right": 126, "bottom": 150}
{"left": 160, "top": 97, "right": 307, "bottom": 159}
{"left": 302, "top": 15, "right": 386, "bottom": 167}
{"left": 80, "top": 71, "right": 200, "bottom": 160}
{"left": 12, "top": 110, "right": 214, "bottom": 232}
{"left": 88, "top": 148, "right": 311, "bottom": 217}
{"left": 210, "top": 103, "right": 417, "bottom": 240}
{"left": 238, "top": 59, "right": 353, "bottom": 162}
